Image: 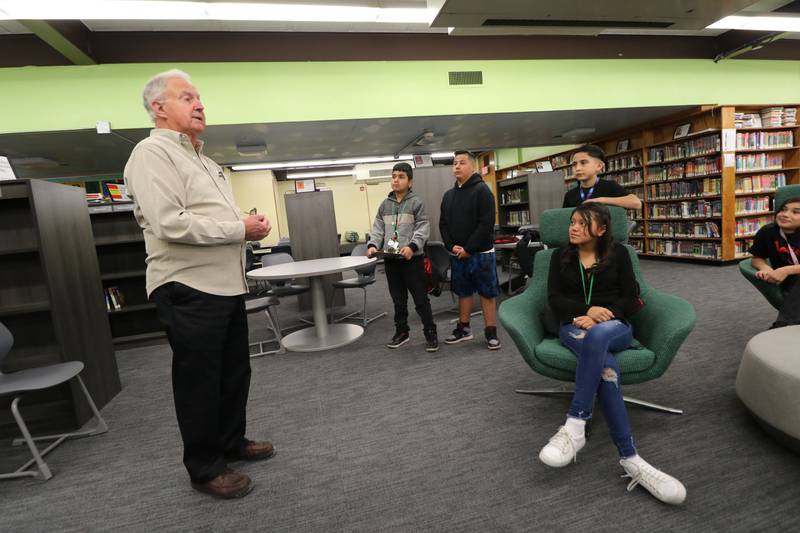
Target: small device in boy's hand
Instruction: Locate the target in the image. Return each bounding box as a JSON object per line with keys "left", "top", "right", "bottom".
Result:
{"left": 385, "top": 237, "right": 401, "bottom": 255}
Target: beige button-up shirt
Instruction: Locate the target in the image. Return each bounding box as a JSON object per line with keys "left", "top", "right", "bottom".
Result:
{"left": 124, "top": 129, "right": 247, "bottom": 297}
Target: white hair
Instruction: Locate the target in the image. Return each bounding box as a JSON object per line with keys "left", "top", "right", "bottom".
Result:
{"left": 142, "top": 69, "right": 192, "bottom": 123}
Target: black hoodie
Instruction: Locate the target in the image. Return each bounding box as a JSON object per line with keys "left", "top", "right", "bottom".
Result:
{"left": 439, "top": 173, "right": 495, "bottom": 254}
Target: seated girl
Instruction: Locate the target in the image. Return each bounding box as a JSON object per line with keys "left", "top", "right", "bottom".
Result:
{"left": 750, "top": 196, "right": 800, "bottom": 328}
{"left": 541, "top": 203, "right": 686, "bottom": 505}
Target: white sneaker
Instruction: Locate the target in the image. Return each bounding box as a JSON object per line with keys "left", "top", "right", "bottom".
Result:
{"left": 538, "top": 426, "right": 586, "bottom": 467}
{"left": 619, "top": 458, "right": 687, "bottom": 505}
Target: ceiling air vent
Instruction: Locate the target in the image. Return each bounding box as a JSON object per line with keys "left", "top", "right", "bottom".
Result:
{"left": 448, "top": 71, "right": 483, "bottom": 86}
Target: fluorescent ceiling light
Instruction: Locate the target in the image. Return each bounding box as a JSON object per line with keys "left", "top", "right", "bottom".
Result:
{"left": 286, "top": 169, "right": 353, "bottom": 179}
{"left": 0, "top": 1, "right": 436, "bottom": 23}
{"left": 231, "top": 154, "right": 413, "bottom": 172}
{"left": 431, "top": 152, "right": 455, "bottom": 159}
{"left": 707, "top": 15, "right": 800, "bottom": 31}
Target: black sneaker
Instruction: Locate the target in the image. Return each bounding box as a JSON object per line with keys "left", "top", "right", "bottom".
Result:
{"left": 444, "top": 324, "right": 473, "bottom": 344}
{"left": 425, "top": 332, "right": 439, "bottom": 353}
{"left": 387, "top": 330, "right": 410, "bottom": 349}
{"left": 485, "top": 327, "right": 501, "bottom": 351}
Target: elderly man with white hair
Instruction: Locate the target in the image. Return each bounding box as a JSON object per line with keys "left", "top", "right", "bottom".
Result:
{"left": 124, "top": 69, "right": 274, "bottom": 499}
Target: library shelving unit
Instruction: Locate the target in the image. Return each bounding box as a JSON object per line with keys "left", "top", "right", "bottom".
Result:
{"left": 51, "top": 175, "right": 166, "bottom": 346}
{"left": 506, "top": 104, "right": 799, "bottom": 263}
{"left": 497, "top": 174, "right": 533, "bottom": 230}
{"left": 0, "top": 179, "right": 121, "bottom": 435}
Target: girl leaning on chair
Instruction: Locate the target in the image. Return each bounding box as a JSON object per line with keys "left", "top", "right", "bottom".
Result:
{"left": 541, "top": 203, "right": 686, "bottom": 505}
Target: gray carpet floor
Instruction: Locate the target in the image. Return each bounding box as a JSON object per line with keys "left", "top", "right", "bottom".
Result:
{"left": 2, "top": 259, "right": 799, "bottom": 532}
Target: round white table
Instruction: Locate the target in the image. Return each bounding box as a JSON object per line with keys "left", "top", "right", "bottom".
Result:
{"left": 247, "top": 256, "right": 376, "bottom": 352}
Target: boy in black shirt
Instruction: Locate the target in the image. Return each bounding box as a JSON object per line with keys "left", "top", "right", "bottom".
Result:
{"left": 750, "top": 196, "right": 800, "bottom": 328}
{"left": 563, "top": 145, "right": 642, "bottom": 210}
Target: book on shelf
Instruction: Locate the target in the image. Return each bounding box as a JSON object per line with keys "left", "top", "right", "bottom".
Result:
{"left": 735, "top": 239, "right": 755, "bottom": 256}
{"left": 606, "top": 169, "right": 642, "bottom": 186}
{"left": 105, "top": 182, "right": 131, "bottom": 202}
{"left": 735, "top": 173, "right": 786, "bottom": 193}
{"left": 505, "top": 209, "right": 531, "bottom": 226}
{"left": 735, "top": 215, "right": 773, "bottom": 237}
{"left": 105, "top": 286, "right": 126, "bottom": 311}
{"left": 736, "top": 130, "right": 794, "bottom": 150}
{"left": 735, "top": 196, "right": 772, "bottom": 215}
{"left": 735, "top": 153, "right": 784, "bottom": 172}
{"left": 647, "top": 199, "right": 722, "bottom": 219}
{"left": 605, "top": 154, "right": 641, "bottom": 172}
{"left": 647, "top": 239, "right": 721, "bottom": 259}
{"left": 735, "top": 112, "right": 762, "bottom": 129}
{"left": 648, "top": 221, "right": 720, "bottom": 238}
{"left": 648, "top": 177, "right": 721, "bottom": 200}
{"left": 85, "top": 181, "right": 107, "bottom": 203}
{"left": 648, "top": 135, "right": 720, "bottom": 163}
{"left": 551, "top": 155, "right": 569, "bottom": 168}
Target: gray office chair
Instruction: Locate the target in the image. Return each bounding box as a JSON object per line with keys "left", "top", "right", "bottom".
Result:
{"left": 257, "top": 252, "right": 312, "bottom": 327}
{"left": 329, "top": 243, "right": 387, "bottom": 326}
{"left": 245, "top": 295, "right": 286, "bottom": 357}
{"left": 0, "top": 321, "right": 108, "bottom": 481}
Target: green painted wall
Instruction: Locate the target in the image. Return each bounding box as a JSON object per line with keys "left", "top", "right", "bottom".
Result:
{"left": 0, "top": 59, "right": 798, "bottom": 134}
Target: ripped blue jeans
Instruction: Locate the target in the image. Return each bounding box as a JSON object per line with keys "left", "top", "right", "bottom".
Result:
{"left": 559, "top": 319, "right": 636, "bottom": 458}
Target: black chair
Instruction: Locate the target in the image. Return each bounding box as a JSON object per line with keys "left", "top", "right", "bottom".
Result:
{"left": 0, "top": 321, "right": 108, "bottom": 481}
{"left": 329, "top": 243, "right": 387, "bottom": 326}
{"left": 245, "top": 296, "right": 285, "bottom": 357}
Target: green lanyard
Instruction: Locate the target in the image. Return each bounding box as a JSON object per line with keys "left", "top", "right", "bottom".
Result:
{"left": 392, "top": 197, "right": 407, "bottom": 238}
{"left": 579, "top": 262, "right": 594, "bottom": 306}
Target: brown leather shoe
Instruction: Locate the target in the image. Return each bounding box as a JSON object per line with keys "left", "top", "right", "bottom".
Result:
{"left": 191, "top": 468, "right": 253, "bottom": 499}
{"left": 229, "top": 440, "right": 276, "bottom": 461}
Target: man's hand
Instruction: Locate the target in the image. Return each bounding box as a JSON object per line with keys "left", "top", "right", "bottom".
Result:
{"left": 399, "top": 246, "right": 414, "bottom": 260}
{"left": 366, "top": 246, "right": 378, "bottom": 258}
{"left": 244, "top": 214, "right": 269, "bottom": 241}
{"left": 452, "top": 245, "right": 471, "bottom": 259}
{"left": 573, "top": 316, "right": 597, "bottom": 330}
{"left": 587, "top": 306, "right": 615, "bottom": 323}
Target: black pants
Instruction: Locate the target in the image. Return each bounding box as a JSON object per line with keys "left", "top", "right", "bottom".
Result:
{"left": 383, "top": 255, "right": 436, "bottom": 335}
{"left": 777, "top": 277, "right": 800, "bottom": 326}
{"left": 151, "top": 282, "right": 251, "bottom": 483}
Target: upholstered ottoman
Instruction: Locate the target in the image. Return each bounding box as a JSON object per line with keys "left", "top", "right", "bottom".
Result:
{"left": 736, "top": 326, "right": 800, "bottom": 453}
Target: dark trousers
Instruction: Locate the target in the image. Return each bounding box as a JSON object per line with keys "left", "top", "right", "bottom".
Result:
{"left": 383, "top": 255, "right": 436, "bottom": 335}
{"left": 777, "top": 277, "right": 800, "bottom": 326}
{"left": 151, "top": 282, "right": 251, "bottom": 483}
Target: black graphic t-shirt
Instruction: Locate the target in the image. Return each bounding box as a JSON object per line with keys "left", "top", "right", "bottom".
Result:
{"left": 750, "top": 222, "right": 800, "bottom": 288}
{"left": 563, "top": 179, "right": 628, "bottom": 208}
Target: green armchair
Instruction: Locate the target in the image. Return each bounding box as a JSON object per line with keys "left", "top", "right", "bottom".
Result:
{"left": 738, "top": 184, "right": 800, "bottom": 310}
{"left": 498, "top": 207, "right": 696, "bottom": 414}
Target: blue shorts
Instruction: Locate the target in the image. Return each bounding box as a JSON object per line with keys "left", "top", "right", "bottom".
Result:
{"left": 450, "top": 251, "right": 499, "bottom": 298}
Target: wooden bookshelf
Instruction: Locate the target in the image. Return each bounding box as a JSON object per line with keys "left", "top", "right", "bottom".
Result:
{"left": 0, "top": 179, "right": 121, "bottom": 436}
{"left": 504, "top": 104, "right": 800, "bottom": 262}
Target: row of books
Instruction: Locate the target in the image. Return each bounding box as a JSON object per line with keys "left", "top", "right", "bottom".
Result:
{"left": 606, "top": 154, "right": 641, "bottom": 172}
{"left": 647, "top": 157, "right": 720, "bottom": 182}
{"left": 606, "top": 169, "right": 643, "bottom": 186}
{"left": 647, "top": 240, "right": 722, "bottom": 259}
{"left": 759, "top": 107, "right": 797, "bottom": 128}
{"left": 104, "top": 286, "right": 126, "bottom": 311}
{"left": 735, "top": 153, "right": 784, "bottom": 172}
{"left": 735, "top": 108, "right": 798, "bottom": 128}
{"left": 648, "top": 135, "right": 721, "bottom": 163}
{"left": 735, "top": 215, "right": 773, "bottom": 237}
{"left": 647, "top": 221, "right": 720, "bottom": 238}
{"left": 647, "top": 199, "right": 722, "bottom": 219}
{"left": 736, "top": 131, "right": 794, "bottom": 150}
{"left": 647, "top": 178, "right": 721, "bottom": 200}
{"left": 735, "top": 239, "right": 755, "bottom": 257}
{"left": 499, "top": 188, "right": 528, "bottom": 205}
{"left": 628, "top": 239, "right": 644, "bottom": 253}
{"left": 505, "top": 209, "right": 531, "bottom": 226}
{"left": 734, "top": 173, "right": 787, "bottom": 194}
{"left": 84, "top": 180, "right": 131, "bottom": 204}
{"left": 735, "top": 196, "right": 771, "bottom": 215}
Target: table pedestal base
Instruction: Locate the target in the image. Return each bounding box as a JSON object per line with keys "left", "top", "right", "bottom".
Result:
{"left": 282, "top": 323, "right": 364, "bottom": 352}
